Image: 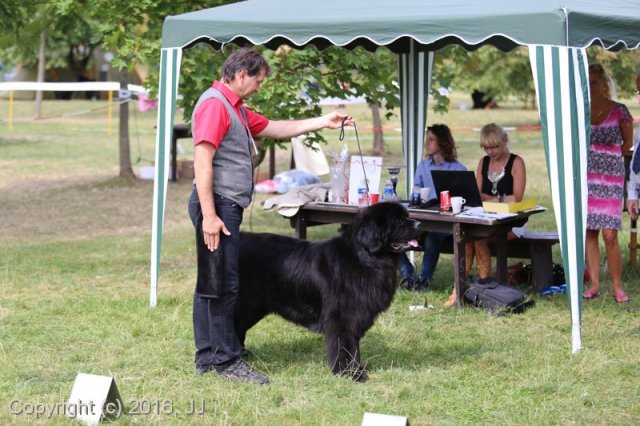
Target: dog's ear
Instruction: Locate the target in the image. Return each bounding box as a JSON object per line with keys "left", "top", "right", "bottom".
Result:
{"left": 351, "top": 213, "right": 395, "bottom": 255}
{"left": 358, "top": 224, "right": 387, "bottom": 254}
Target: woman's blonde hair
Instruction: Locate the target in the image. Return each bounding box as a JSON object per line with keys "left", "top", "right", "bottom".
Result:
{"left": 480, "top": 123, "right": 508, "bottom": 148}
{"left": 589, "top": 63, "right": 615, "bottom": 100}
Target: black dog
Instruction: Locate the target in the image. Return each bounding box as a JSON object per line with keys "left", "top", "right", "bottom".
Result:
{"left": 236, "top": 202, "right": 422, "bottom": 381}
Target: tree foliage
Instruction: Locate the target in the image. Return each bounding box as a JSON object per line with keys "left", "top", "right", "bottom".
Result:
{"left": 0, "top": 2, "right": 102, "bottom": 79}
{"left": 437, "top": 45, "right": 640, "bottom": 110}
{"left": 175, "top": 44, "right": 399, "bottom": 149}
{"left": 588, "top": 47, "right": 640, "bottom": 98}
{"left": 436, "top": 45, "right": 536, "bottom": 109}
{"left": 3, "top": 0, "right": 640, "bottom": 160}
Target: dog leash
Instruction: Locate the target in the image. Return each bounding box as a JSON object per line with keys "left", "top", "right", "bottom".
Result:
{"left": 340, "top": 116, "right": 370, "bottom": 193}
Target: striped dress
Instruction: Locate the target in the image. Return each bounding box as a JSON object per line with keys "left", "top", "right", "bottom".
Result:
{"left": 587, "top": 102, "right": 633, "bottom": 230}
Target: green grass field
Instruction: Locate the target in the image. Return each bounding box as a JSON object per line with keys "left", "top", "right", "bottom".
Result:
{"left": 1, "top": 97, "right": 639, "bottom": 425}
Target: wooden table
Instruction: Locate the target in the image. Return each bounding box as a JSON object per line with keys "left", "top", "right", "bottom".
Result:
{"left": 289, "top": 202, "right": 541, "bottom": 306}
{"left": 171, "top": 124, "right": 191, "bottom": 182}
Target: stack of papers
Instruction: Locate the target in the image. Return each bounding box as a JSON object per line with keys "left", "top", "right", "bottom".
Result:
{"left": 457, "top": 207, "right": 517, "bottom": 219}
{"left": 458, "top": 205, "right": 547, "bottom": 220}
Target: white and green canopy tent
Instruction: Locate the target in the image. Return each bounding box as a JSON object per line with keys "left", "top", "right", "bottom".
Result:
{"left": 151, "top": 0, "right": 640, "bottom": 353}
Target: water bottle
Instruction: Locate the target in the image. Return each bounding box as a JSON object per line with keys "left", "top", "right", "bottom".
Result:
{"left": 410, "top": 186, "right": 421, "bottom": 206}
{"left": 357, "top": 179, "right": 370, "bottom": 207}
{"left": 382, "top": 179, "right": 395, "bottom": 202}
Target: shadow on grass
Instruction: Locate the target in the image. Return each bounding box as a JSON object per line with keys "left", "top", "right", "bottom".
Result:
{"left": 241, "top": 319, "right": 486, "bottom": 377}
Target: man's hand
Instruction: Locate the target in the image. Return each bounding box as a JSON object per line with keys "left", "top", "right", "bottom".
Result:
{"left": 202, "top": 214, "right": 231, "bottom": 251}
{"left": 258, "top": 111, "right": 355, "bottom": 139}
{"left": 628, "top": 199, "right": 639, "bottom": 220}
{"left": 322, "top": 111, "right": 354, "bottom": 129}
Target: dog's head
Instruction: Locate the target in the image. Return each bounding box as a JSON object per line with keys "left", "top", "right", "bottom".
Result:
{"left": 346, "top": 202, "right": 422, "bottom": 255}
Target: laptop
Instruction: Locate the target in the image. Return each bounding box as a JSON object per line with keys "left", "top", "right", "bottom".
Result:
{"left": 430, "top": 170, "right": 483, "bottom": 207}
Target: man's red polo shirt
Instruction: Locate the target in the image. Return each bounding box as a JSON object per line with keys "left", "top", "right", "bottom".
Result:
{"left": 192, "top": 80, "right": 269, "bottom": 149}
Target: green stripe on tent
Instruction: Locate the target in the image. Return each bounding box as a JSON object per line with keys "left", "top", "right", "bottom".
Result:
{"left": 529, "top": 45, "right": 588, "bottom": 353}
{"left": 399, "top": 42, "right": 432, "bottom": 196}
{"left": 150, "top": 48, "right": 182, "bottom": 307}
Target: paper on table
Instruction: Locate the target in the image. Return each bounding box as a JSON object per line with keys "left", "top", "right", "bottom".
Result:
{"left": 458, "top": 205, "right": 547, "bottom": 220}
{"left": 457, "top": 206, "right": 518, "bottom": 219}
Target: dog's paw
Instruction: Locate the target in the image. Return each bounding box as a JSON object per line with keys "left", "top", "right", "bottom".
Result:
{"left": 352, "top": 368, "right": 369, "bottom": 382}
{"left": 341, "top": 367, "right": 369, "bottom": 382}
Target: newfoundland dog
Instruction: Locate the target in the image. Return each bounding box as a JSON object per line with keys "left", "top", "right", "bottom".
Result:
{"left": 236, "top": 202, "right": 422, "bottom": 382}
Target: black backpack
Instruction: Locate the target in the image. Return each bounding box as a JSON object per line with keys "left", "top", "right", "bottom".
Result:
{"left": 463, "top": 278, "right": 535, "bottom": 315}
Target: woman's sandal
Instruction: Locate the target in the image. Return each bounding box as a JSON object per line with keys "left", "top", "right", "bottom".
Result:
{"left": 582, "top": 288, "right": 600, "bottom": 299}
{"left": 614, "top": 291, "right": 629, "bottom": 303}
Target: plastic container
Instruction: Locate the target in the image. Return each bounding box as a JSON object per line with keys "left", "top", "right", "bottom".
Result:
{"left": 357, "top": 179, "right": 370, "bottom": 207}
{"left": 381, "top": 179, "right": 395, "bottom": 202}
{"left": 410, "top": 186, "right": 421, "bottom": 206}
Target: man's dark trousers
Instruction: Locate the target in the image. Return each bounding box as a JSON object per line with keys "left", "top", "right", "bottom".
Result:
{"left": 189, "top": 191, "right": 244, "bottom": 371}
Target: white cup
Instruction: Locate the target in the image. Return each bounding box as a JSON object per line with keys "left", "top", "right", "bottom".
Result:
{"left": 451, "top": 196, "right": 466, "bottom": 214}
{"left": 419, "top": 187, "right": 431, "bottom": 203}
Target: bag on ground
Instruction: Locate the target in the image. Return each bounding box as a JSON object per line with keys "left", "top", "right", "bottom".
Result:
{"left": 463, "top": 278, "right": 534, "bottom": 314}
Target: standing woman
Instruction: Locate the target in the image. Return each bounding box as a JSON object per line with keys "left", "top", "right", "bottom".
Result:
{"left": 583, "top": 64, "right": 633, "bottom": 303}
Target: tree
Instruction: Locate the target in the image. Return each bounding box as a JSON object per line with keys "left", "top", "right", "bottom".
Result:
{"left": 436, "top": 45, "right": 640, "bottom": 110}
{"left": 0, "top": 2, "right": 55, "bottom": 118}
{"left": 588, "top": 47, "right": 640, "bottom": 97}
{"left": 441, "top": 45, "right": 536, "bottom": 109}
{"left": 2, "top": 1, "right": 447, "bottom": 171}
{"left": 160, "top": 42, "right": 401, "bottom": 155}
{"left": 85, "top": 0, "right": 227, "bottom": 177}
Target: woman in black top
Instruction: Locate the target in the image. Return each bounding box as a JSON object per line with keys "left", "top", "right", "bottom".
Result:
{"left": 445, "top": 123, "right": 526, "bottom": 307}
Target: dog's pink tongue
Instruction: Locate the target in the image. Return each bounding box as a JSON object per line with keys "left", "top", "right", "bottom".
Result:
{"left": 409, "top": 240, "right": 419, "bottom": 248}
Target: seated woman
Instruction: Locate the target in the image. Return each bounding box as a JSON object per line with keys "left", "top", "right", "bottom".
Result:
{"left": 444, "top": 123, "right": 526, "bottom": 306}
{"left": 398, "top": 124, "right": 466, "bottom": 291}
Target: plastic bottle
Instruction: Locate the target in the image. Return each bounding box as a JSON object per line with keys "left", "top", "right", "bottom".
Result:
{"left": 357, "top": 179, "right": 370, "bottom": 207}
{"left": 382, "top": 179, "right": 395, "bottom": 202}
{"left": 410, "top": 185, "right": 421, "bottom": 206}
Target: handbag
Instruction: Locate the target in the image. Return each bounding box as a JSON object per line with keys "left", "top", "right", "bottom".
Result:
{"left": 463, "top": 278, "right": 535, "bottom": 314}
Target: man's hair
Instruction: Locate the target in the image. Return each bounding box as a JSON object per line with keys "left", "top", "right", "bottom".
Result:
{"left": 427, "top": 124, "right": 458, "bottom": 162}
{"left": 221, "top": 48, "right": 271, "bottom": 82}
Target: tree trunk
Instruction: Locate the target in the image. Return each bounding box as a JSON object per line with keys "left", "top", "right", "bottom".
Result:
{"left": 118, "top": 70, "right": 134, "bottom": 177}
{"left": 369, "top": 103, "right": 385, "bottom": 155}
{"left": 34, "top": 30, "right": 46, "bottom": 119}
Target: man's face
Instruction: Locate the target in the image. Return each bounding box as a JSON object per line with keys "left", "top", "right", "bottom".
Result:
{"left": 236, "top": 69, "right": 267, "bottom": 100}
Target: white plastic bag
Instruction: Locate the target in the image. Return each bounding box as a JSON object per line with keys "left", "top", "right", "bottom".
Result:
{"left": 328, "top": 144, "right": 350, "bottom": 203}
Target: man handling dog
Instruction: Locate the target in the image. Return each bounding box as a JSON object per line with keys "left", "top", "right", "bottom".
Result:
{"left": 188, "top": 48, "right": 353, "bottom": 384}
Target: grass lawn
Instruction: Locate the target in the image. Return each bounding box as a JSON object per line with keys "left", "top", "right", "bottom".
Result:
{"left": 1, "top": 97, "right": 639, "bottom": 425}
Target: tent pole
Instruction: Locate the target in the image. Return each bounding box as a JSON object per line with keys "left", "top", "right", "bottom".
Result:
{"left": 150, "top": 48, "right": 182, "bottom": 307}
{"left": 399, "top": 42, "right": 433, "bottom": 198}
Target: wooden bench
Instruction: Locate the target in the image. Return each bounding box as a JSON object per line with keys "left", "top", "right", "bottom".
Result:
{"left": 439, "top": 230, "right": 560, "bottom": 291}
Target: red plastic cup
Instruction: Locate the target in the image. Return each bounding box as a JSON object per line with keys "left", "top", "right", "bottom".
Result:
{"left": 370, "top": 193, "right": 380, "bottom": 204}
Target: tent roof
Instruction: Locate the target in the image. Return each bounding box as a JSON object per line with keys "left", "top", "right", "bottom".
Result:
{"left": 162, "top": 0, "right": 640, "bottom": 52}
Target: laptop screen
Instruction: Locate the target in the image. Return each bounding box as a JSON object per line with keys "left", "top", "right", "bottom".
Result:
{"left": 431, "top": 170, "right": 483, "bottom": 207}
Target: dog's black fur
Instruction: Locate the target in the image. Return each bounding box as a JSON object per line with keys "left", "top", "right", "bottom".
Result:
{"left": 236, "top": 202, "right": 422, "bottom": 381}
